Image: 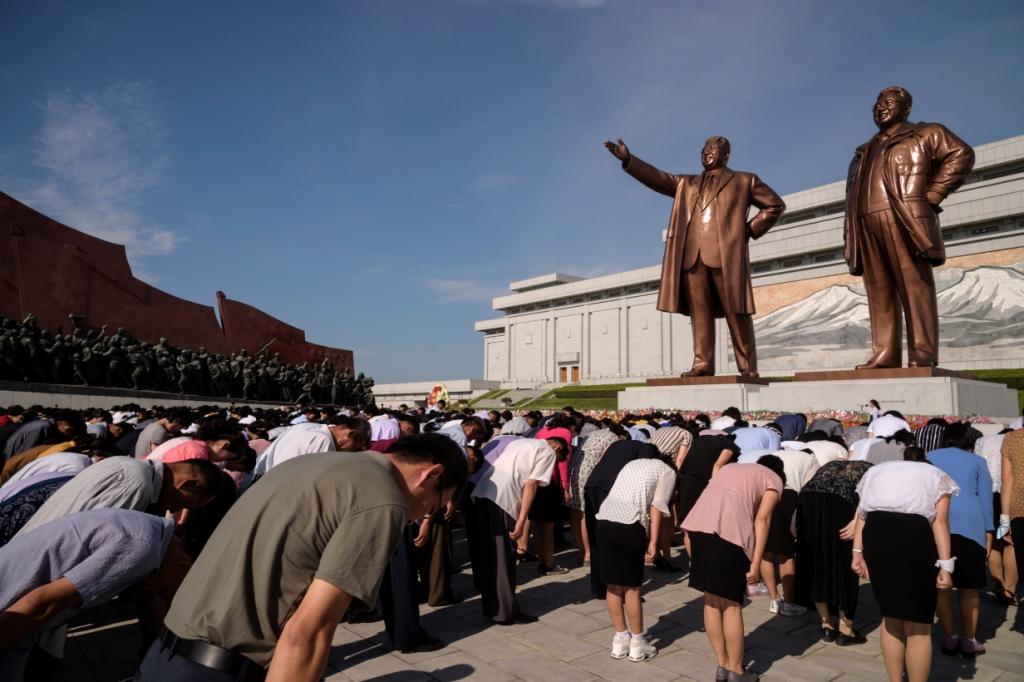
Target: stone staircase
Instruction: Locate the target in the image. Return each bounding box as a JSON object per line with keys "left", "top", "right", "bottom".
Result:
{"left": 473, "top": 388, "right": 550, "bottom": 409}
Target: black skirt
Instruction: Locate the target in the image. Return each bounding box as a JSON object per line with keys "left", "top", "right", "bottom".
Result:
{"left": 950, "top": 533, "right": 987, "bottom": 589}
{"left": 596, "top": 520, "right": 646, "bottom": 587}
{"left": 992, "top": 492, "right": 1002, "bottom": 535}
{"left": 795, "top": 492, "right": 861, "bottom": 618}
{"left": 863, "top": 511, "right": 938, "bottom": 624}
{"left": 765, "top": 489, "right": 798, "bottom": 557}
{"left": 688, "top": 531, "right": 749, "bottom": 604}
{"left": 677, "top": 473, "right": 709, "bottom": 522}
{"left": 528, "top": 482, "right": 564, "bottom": 523}
{"left": 1013, "top": 517, "right": 1024, "bottom": 577}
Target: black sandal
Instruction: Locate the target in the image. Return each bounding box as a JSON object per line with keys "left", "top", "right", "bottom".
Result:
{"left": 836, "top": 629, "right": 867, "bottom": 646}
{"left": 996, "top": 589, "right": 1017, "bottom": 606}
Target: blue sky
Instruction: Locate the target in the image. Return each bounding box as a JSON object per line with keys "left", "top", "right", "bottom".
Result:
{"left": 2, "top": 0, "right": 1022, "bottom": 382}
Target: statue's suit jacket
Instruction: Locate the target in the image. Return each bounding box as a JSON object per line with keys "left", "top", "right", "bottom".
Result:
{"left": 844, "top": 121, "right": 974, "bottom": 275}
{"left": 623, "top": 156, "right": 785, "bottom": 317}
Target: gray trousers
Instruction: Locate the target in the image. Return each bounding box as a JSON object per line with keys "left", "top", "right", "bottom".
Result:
{"left": 472, "top": 497, "right": 519, "bottom": 622}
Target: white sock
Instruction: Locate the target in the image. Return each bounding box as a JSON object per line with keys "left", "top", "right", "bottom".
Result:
{"left": 615, "top": 630, "right": 629, "bottom": 638}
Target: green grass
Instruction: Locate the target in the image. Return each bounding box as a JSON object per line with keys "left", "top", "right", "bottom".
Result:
{"left": 974, "top": 368, "right": 1024, "bottom": 389}
{"left": 547, "top": 383, "right": 645, "bottom": 393}
{"left": 527, "top": 397, "right": 624, "bottom": 411}
{"left": 519, "top": 382, "right": 644, "bottom": 411}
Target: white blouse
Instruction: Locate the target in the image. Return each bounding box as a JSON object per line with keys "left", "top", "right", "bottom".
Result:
{"left": 781, "top": 439, "right": 847, "bottom": 467}
{"left": 868, "top": 414, "right": 912, "bottom": 438}
{"left": 973, "top": 434, "right": 1004, "bottom": 492}
{"left": 595, "top": 459, "right": 676, "bottom": 531}
{"left": 772, "top": 449, "right": 820, "bottom": 493}
{"left": 856, "top": 460, "right": 959, "bottom": 521}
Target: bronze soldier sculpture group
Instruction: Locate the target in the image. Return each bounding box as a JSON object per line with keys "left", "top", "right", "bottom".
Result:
{"left": 606, "top": 86, "right": 974, "bottom": 377}
{"left": 0, "top": 314, "right": 375, "bottom": 405}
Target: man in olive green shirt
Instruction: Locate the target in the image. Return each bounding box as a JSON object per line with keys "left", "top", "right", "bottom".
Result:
{"left": 136, "top": 434, "right": 468, "bottom": 682}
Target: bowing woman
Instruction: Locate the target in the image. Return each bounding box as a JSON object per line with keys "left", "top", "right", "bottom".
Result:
{"left": 682, "top": 455, "right": 784, "bottom": 682}
{"left": 851, "top": 447, "right": 958, "bottom": 682}
{"left": 928, "top": 424, "right": 994, "bottom": 657}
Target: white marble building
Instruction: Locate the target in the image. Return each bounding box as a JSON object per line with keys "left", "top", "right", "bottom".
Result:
{"left": 477, "top": 135, "right": 1024, "bottom": 385}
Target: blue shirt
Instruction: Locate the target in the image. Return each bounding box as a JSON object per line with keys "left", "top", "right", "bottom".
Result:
{"left": 732, "top": 427, "right": 781, "bottom": 454}
{"left": 0, "top": 509, "right": 173, "bottom": 678}
{"left": 775, "top": 414, "right": 807, "bottom": 441}
{"left": 927, "top": 447, "right": 994, "bottom": 549}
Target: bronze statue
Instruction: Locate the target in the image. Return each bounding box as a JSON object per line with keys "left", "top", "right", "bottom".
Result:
{"left": 605, "top": 136, "right": 785, "bottom": 377}
{"left": 844, "top": 86, "right": 974, "bottom": 369}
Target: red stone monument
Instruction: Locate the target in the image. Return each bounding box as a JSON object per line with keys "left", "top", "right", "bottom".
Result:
{"left": 0, "top": 191, "right": 353, "bottom": 371}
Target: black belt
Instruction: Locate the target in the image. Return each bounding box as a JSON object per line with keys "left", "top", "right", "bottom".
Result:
{"left": 158, "top": 627, "right": 266, "bottom": 682}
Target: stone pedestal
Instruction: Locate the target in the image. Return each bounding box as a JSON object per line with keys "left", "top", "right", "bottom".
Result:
{"left": 618, "top": 374, "right": 1019, "bottom": 419}
{"left": 792, "top": 367, "right": 971, "bottom": 381}
{"left": 646, "top": 375, "right": 769, "bottom": 386}
{"left": 763, "top": 375, "right": 1018, "bottom": 418}
{"left": 619, "top": 381, "right": 765, "bottom": 412}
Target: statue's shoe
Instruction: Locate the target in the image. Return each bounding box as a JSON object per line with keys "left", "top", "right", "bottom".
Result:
{"left": 681, "top": 367, "right": 713, "bottom": 377}
{"left": 855, "top": 353, "right": 900, "bottom": 370}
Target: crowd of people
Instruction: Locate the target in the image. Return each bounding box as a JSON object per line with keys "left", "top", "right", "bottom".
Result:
{"left": 0, "top": 398, "right": 1022, "bottom": 682}
{"left": 0, "top": 314, "right": 375, "bottom": 404}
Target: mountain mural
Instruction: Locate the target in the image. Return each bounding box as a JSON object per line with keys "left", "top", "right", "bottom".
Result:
{"left": 753, "top": 261, "right": 1024, "bottom": 362}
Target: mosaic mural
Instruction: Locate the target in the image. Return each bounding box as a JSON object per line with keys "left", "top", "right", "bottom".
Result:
{"left": 751, "top": 255, "right": 1024, "bottom": 371}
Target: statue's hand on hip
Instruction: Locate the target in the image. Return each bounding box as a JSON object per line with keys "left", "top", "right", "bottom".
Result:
{"left": 604, "top": 137, "right": 630, "bottom": 162}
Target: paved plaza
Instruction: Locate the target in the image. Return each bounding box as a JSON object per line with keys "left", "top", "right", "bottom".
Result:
{"left": 60, "top": 529, "right": 1024, "bottom": 682}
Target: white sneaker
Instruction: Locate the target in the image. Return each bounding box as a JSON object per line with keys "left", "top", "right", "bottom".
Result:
{"left": 628, "top": 633, "right": 657, "bottom": 662}
{"left": 610, "top": 632, "right": 631, "bottom": 659}
{"left": 780, "top": 601, "right": 807, "bottom": 616}
{"left": 768, "top": 598, "right": 782, "bottom": 614}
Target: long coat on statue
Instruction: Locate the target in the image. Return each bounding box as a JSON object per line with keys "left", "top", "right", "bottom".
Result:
{"left": 623, "top": 156, "right": 785, "bottom": 317}
{"left": 843, "top": 120, "right": 974, "bottom": 275}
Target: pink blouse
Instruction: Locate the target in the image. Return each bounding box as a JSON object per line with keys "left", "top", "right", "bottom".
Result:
{"left": 536, "top": 427, "right": 573, "bottom": 490}
{"left": 682, "top": 462, "right": 782, "bottom": 559}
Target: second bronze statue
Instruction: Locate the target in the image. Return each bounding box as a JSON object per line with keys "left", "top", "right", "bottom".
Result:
{"left": 844, "top": 86, "right": 974, "bottom": 370}
{"left": 604, "top": 136, "right": 785, "bottom": 378}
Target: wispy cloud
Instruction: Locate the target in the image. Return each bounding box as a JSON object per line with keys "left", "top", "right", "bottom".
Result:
{"left": 422, "top": 277, "right": 503, "bottom": 303}
{"left": 22, "top": 81, "right": 182, "bottom": 261}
